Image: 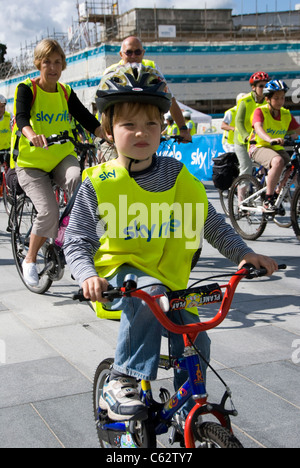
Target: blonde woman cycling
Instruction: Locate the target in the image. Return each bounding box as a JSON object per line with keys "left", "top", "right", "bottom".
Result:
{"left": 12, "top": 39, "right": 102, "bottom": 287}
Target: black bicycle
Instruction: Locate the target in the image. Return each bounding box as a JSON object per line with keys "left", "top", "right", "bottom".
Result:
{"left": 9, "top": 132, "right": 100, "bottom": 294}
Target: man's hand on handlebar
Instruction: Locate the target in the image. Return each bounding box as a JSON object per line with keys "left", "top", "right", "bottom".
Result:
{"left": 82, "top": 276, "right": 110, "bottom": 303}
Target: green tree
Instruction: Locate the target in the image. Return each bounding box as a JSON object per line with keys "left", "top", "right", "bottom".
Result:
{"left": 0, "top": 44, "right": 7, "bottom": 63}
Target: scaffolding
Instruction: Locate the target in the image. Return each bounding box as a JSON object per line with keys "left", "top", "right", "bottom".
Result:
{"left": 0, "top": 1, "right": 119, "bottom": 79}
{"left": 75, "top": 1, "right": 119, "bottom": 44}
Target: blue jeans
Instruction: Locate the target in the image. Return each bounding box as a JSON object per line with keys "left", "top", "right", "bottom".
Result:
{"left": 105, "top": 265, "right": 211, "bottom": 413}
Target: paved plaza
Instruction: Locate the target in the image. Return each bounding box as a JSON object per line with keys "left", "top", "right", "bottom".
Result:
{"left": 0, "top": 182, "right": 299, "bottom": 448}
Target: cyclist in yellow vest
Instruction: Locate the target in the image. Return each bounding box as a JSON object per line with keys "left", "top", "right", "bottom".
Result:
{"left": 183, "top": 111, "right": 197, "bottom": 136}
{"left": 222, "top": 106, "right": 237, "bottom": 153}
{"left": 249, "top": 80, "right": 300, "bottom": 213}
{"left": 234, "top": 71, "right": 270, "bottom": 175}
{"left": 0, "top": 94, "right": 12, "bottom": 153}
{"left": 0, "top": 94, "right": 11, "bottom": 196}
{"left": 221, "top": 93, "right": 246, "bottom": 153}
{"left": 104, "top": 36, "right": 191, "bottom": 142}
{"left": 13, "top": 39, "right": 102, "bottom": 288}
{"left": 64, "top": 64, "right": 278, "bottom": 422}
{"left": 164, "top": 113, "right": 179, "bottom": 136}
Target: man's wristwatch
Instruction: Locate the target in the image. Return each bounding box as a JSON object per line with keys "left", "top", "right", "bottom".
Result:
{"left": 180, "top": 125, "right": 188, "bottom": 131}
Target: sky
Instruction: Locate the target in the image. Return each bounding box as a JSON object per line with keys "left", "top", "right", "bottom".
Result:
{"left": 1, "top": 0, "right": 300, "bottom": 60}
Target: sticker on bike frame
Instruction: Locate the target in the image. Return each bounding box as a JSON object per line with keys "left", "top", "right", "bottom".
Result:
{"left": 166, "top": 283, "right": 223, "bottom": 310}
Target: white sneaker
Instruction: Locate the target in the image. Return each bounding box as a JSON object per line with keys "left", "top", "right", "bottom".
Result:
{"left": 22, "top": 260, "right": 39, "bottom": 287}
{"left": 100, "top": 376, "right": 147, "bottom": 421}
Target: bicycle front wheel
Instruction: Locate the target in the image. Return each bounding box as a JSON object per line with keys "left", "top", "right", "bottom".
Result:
{"left": 2, "top": 184, "right": 13, "bottom": 216}
{"left": 291, "top": 185, "right": 300, "bottom": 240}
{"left": 228, "top": 174, "right": 267, "bottom": 240}
{"left": 273, "top": 186, "right": 295, "bottom": 229}
{"left": 93, "top": 359, "right": 156, "bottom": 448}
{"left": 195, "top": 422, "right": 243, "bottom": 448}
{"left": 11, "top": 197, "right": 53, "bottom": 294}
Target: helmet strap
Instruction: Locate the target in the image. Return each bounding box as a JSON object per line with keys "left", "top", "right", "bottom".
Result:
{"left": 109, "top": 106, "right": 115, "bottom": 141}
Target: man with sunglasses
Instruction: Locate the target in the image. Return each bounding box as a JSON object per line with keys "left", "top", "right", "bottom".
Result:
{"left": 234, "top": 71, "right": 270, "bottom": 176}
{"left": 104, "top": 36, "right": 192, "bottom": 142}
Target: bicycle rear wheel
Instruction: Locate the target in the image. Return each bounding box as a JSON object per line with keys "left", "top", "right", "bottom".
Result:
{"left": 11, "top": 196, "right": 53, "bottom": 294}
{"left": 228, "top": 174, "right": 267, "bottom": 240}
{"left": 219, "top": 189, "right": 230, "bottom": 216}
{"left": 291, "top": 185, "right": 300, "bottom": 240}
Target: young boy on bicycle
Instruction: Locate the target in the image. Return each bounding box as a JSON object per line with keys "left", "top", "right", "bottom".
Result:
{"left": 64, "top": 64, "right": 278, "bottom": 422}
{"left": 249, "top": 80, "right": 300, "bottom": 212}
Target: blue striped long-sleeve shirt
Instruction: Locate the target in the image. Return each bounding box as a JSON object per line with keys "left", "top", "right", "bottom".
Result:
{"left": 64, "top": 156, "right": 253, "bottom": 286}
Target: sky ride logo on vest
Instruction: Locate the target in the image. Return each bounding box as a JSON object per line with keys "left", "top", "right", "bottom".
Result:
{"left": 95, "top": 195, "right": 206, "bottom": 250}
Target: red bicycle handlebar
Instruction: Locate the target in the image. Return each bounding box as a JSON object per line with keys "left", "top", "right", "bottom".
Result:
{"left": 74, "top": 265, "right": 286, "bottom": 341}
{"left": 129, "top": 267, "right": 250, "bottom": 336}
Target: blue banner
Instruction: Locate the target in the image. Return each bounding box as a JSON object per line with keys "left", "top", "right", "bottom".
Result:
{"left": 158, "top": 134, "right": 224, "bottom": 181}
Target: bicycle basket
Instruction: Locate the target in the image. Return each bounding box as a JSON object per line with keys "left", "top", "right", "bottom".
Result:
{"left": 212, "top": 153, "right": 239, "bottom": 191}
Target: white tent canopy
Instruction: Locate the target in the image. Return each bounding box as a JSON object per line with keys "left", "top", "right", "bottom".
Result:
{"left": 177, "top": 101, "right": 212, "bottom": 124}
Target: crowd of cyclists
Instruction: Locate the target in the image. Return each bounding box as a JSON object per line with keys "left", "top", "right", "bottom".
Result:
{"left": 221, "top": 71, "right": 300, "bottom": 212}
{"left": 0, "top": 35, "right": 295, "bottom": 426}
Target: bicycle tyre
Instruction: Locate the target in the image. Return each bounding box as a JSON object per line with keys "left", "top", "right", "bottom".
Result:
{"left": 219, "top": 189, "right": 230, "bottom": 217}
{"left": 11, "top": 197, "right": 53, "bottom": 295}
{"left": 273, "top": 187, "right": 294, "bottom": 229}
{"left": 2, "top": 184, "right": 13, "bottom": 216}
{"left": 228, "top": 174, "right": 267, "bottom": 240}
{"left": 93, "top": 358, "right": 157, "bottom": 448}
{"left": 291, "top": 185, "right": 300, "bottom": 240}
{"left": 196, "top": 422, "right": 243, "bottom": 448}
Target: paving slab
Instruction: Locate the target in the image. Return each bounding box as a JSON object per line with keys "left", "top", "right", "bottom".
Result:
{"left": 0, "top": 182, "right": 299, "bottom": 449}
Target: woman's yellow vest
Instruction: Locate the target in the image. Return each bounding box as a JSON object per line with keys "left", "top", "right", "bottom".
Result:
{"left": 0, "top": 111, "right": 12, "bottom": 150}
{"left": 250, "top": 104, "right": 292, "bottom": 152}
{"left": 11, "top": 78, "right": 75, "bottom": 172}
{"left": 83, "top": 161, "right": 208, "bottom": 317}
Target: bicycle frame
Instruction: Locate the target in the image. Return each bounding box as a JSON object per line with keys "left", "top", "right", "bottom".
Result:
{"left": 97, "top": 266, "right": 256, "bottom": 448}
{"left": 238, "top": 163, "right": 297, "bottom": 215}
